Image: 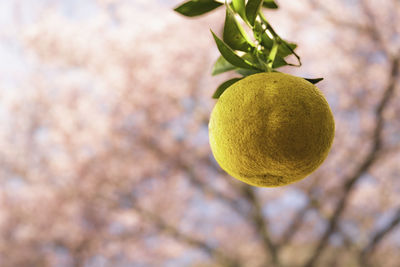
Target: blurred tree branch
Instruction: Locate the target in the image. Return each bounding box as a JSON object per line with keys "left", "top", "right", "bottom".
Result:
{"left": 140, "top": 136, "right": 246, "bottom": 217}
{"left": 303, "top": 55, "right": 400, "bottom": 267}
{"left": 130, "top": 137, "right": 249, "bottom": 265}
{"left": 133, "top": 205, "right": 241, "bottom": 267}
{"left": 240, "top": 185, "right": 280, "bottom": 267}
{"left": 359, "top": 1, "right": 390, "bottom": 53}
{"left": 308, "top": 0, "right": 390, "bottom": 53}
{"left": 308, "top": 0, "right": 369, "bottom": 32}
{"left": 278, "top": 182, "right": 319, "bottom": 247}
{"left": 359, "top": 207, "right": 400, "bottom": 266}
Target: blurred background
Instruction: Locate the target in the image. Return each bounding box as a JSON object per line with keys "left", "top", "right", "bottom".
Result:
{"left": 0, "top": 0, "right": 399, "bottom": 266}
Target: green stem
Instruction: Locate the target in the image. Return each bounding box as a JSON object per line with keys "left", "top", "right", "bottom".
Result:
{"left": 267, "top": 39, "right": 279, "bottom": 70}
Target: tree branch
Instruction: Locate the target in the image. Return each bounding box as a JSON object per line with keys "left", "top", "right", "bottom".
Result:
{"left": 308, "top": 0, "right": 369, "bottom": 33}
{"left": 308, "top": 0, "right": 388, "bottom": 53}
{"left": 359, "top": 207, "right": 400, "bottom": 266}
{"left": 278, "top": 184, "right": 319, "bottom": 247}
{"left": 133, "top": 206, "right": 241, "bottom": 267}
{"left": 140, "top": 136, "right": 246, "bottom": 218}
{"left": 240, "top": 185, "right": 280, "bottom": 267}
{"left": 359, "top": 1, "right": 388, "bottom": 52}
{"left": 303, "top": 56, "right": 399, "bottom": 267}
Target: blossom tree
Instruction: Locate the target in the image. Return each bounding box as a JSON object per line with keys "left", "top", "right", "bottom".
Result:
{"left": 0, "top": 0, "right": 399, "bottom": 266}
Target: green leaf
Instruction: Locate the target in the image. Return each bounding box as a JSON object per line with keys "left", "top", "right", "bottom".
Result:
{"left": 174, "top": 0, "right": 222, "bottom": 17}
{"left": 211, "top": 30, "right": 258, "bottom": 70}
{"left": 277, "top": 41, "right": 297, "bottom": 57}
{"left": 272, "top": 56, "right": 288, "bottom": 68}
{"left": 246, "top": 0, "right": 264, "bottom": 26}
{"left": 213, "top": 78, "right": 242, "bottom": 99}
{"left": 249, "top": 27, "right": 291, "bottom": 69}
{"left": 304, "top": 77, "right": 324, "bottom": 84}
{"left": 223, "top": 5, "right": 254, "bottom": 52}
{"left": 232, "top": 0, "right": 247, "bottom": 22}
{"left": 212, "top": 56, "right": 237, "bottom": 76}
{"left": 255, "top": 51, "right": 268, "bottom": 71}
{"left": 263, "top": 0, "right": 278, "bottom": 9}
{"left": 236, "top": 68, "right": 263, "bottom": 76}
{"left": 261, "top": 35, "right": 274, "bottom": 50}
{"left": 258, "top": 29, "right": 298, "bottom": 59}
{"left": 242, "top": 53, "right": 266, "bottom": 70}
{"left": 241, "top": 53, "right": 259, "bottom": 64}
{"left": 259, "top": 30, "right": 295, "bottom": 53}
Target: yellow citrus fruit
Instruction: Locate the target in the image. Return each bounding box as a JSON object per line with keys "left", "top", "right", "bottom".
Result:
{"left": 209, "top": 72, "right": 335, "bottom": 187}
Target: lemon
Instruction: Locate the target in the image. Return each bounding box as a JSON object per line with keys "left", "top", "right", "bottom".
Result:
{"left": 209, "top": 72, "right": 335, "bottom": 187}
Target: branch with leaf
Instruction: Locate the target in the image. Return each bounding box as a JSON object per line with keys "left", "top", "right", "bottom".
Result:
{"left": 174, "top": 0, "right": 323, "bottom": 98}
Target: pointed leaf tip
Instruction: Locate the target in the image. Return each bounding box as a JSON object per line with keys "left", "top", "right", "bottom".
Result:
{"left": 174, "top": 0, "right": 223, "bottom": 17}
{"left": 304, "top": 77, "right": 324, "bottom": 84}
{"left": 263, "top": 0, "right": 278, "bottom": 9}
